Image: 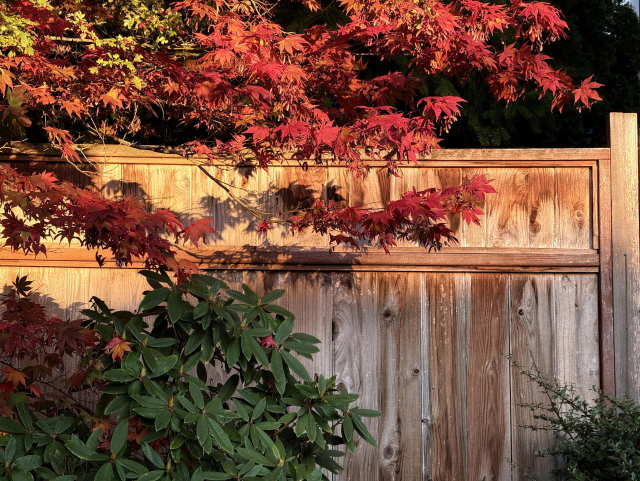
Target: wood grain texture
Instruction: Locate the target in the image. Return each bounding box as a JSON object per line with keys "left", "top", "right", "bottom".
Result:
{"left": 467, "top": 274, "right": 510, "bottom": 481}
{"left": 121, "top": 163, "right": 149, "bottom": 204}
{"left": 390, "top": 168, "right": 421, "bottom": 247}
{"left": 597, "top": 156, "right": 615, "bottom": 397}
{"left": 554, "top": 168, "right": 591, "bottom": 249}
{"left": 333, "top": 272, "right": 422, "bottom": 481}
{"left": 555, "top": 275, "right": 600, "bottom": 401}
{"left": 528, "top": 169, "right": 555, "bottom": 248}
{"left": 332, "top": 273, "right": 380, "bottom": 480}
{"left": 146, "top": 165, "right": 192, "bottom": 224}
{"left": 509, "top": 275, "right": 559, "bottom": 480}
{"left": 260, "top": 166, "right": 328, "bottom": 247}
{"left": 608, "top": 113, "right": 640, "bottom": 399}
{"left": 191, "top": 165, "right": 259, "bottom": 246}
{"left": 424, "top": 273, "right": 469, "bottom": 481}
{"left": 486, "top": 169, "right": 530, "bottom": 248}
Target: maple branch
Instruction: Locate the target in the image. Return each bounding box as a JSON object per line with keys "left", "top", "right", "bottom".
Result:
{"left": 194, "top": 163, "right": 286, "bottom": 223}
{"left": 0, "top": 359, "right": 96, "bottom": 416}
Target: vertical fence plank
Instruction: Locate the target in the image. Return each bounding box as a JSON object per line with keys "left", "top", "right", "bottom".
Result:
{"left": 424, "top": 273, "right": 468, "bottom": 481}
{"left": 554, "top": 168, "right": 591, "bottom": 249}
{"left": 555, "top": 275, "right": 601, "bottom": 401}
{"left": 608, "top": 112, "right": 640, "bottom": 399}
{"left": 333, "top": 273, "right": 421, "bottom": 481}
{"left": 376, "top": 273, "right": 422, "bottom": 480}
{"left": 509, "top": 275, "right": 559, "bottom": 480}
{"left": 333, "top": 273, "right": 380, "bottom": 481}
{"left": 467, "top": 274, "right": 511, "bottom": 481}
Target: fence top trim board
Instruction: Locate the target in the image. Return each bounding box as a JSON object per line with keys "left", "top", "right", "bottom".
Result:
{"left": 0, "top": 143, "right": 610, "bottom": 165}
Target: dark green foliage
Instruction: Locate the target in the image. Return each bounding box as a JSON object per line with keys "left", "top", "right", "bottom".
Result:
{"left": 0, "top": 272, "right": 379, "bottom": 481}
{"left": 442, "top": 0, "right": 640, "bottom": 148}
{"left": 513, "top": 359, "right": 640, "bottom": 480}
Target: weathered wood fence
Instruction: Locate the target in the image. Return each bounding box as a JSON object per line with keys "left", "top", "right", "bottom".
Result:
{"left": 1, "top": 112, "right": 639, "bottom": 480}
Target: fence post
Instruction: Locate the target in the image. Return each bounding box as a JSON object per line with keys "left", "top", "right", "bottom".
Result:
{"left": 608, "top": 112, "right": 640, "bottom": 399}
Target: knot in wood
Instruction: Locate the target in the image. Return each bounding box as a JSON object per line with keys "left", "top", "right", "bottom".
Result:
{"left": 382, "top": 307, "right": 394, "bottom": 320}
{"left": 382, "top": 444, "right": 396, "bottom": 460}
{"left": 517, "top": 308, "right": 525, "bottom": 316}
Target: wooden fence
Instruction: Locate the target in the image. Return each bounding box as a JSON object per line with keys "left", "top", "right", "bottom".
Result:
{"left": 1, "top": 112, "right": 639, "bottom": 480}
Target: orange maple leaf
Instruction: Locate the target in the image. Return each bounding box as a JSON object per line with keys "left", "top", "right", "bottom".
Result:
{"left": 100, "top": 88, "right": 124, "bottom": 110}
{"left": 4, "top": 367, "right": 28, "bottom": 388}
{"left": 28, "top": 384, "right": 41, "bottom": 398}
{"left": 104, "top": 337, "right": 133, "bottom": 362}
{"left": 92, "top": 417, "right": 114, "bottom": 433}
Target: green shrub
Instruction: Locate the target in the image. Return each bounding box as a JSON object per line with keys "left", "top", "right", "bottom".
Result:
{"left": 0, "top": 271, "right": 379, "bottom": 481}
{"left": 513, "top": 360, "right": 640, "bottom": 481}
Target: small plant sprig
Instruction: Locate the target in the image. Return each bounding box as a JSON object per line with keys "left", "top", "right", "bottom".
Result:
{"left": 511, "top": 357, "right": 640, "bottom": 481}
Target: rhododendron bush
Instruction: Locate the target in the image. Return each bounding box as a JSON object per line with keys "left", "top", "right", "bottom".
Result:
{"left": 0, "top": 271, "right": 379, "bottom": 480}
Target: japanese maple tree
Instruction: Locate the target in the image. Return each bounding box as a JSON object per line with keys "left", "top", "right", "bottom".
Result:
{"left": 0, "top": 0, "right": 601, "bottom": 263}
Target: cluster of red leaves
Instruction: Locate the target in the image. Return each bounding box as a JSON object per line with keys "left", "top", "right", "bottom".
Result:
{"left": 0, "top": 163, "right": 215, "bottom": 277}
{"left": 0, "top": 275, "right": 97, "bottom": 402}
{"left": 0, "top": 0, "right": 601, "bottom": 175}
{"left": 290, "top": 174, "right": 496, "bottom": 251}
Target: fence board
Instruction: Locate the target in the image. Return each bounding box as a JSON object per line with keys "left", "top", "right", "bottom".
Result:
{"left": 608, "top": 112, "right": 640, "bottom": 399}
{"left": 555, "top": 168, "right": 591, "bottom": 249}
{"left": 528, "top": 168, "right": 555, "bottom": 248}
{"left": 332, "top": 273, "right": 380, "bottom": 480}
{"left": 555, "top": 275, "right": 600, "bottom": 401}
{"left": 486, "top": 169, "right": 530, "bottom": 248}
{"left": 424, "top": 273, "right": 468, "bottom": 481}
{"left": 467, "top": 274, "right": 510, "bottom": 481}
{"left": 509, "top": 275, "right": 559, "bottom": 480}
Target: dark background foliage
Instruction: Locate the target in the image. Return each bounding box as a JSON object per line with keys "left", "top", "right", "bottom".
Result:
{"left": 275, "top": 0, "right": 640, "bottom": 148}
{"left": 439, "top": 0, "right": 640, "bottom": 149}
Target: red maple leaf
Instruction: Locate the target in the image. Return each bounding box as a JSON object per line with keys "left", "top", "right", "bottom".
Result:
{"left": 573, "top": 75, "right": 603, "bottom": 110}
{"left": 182, "top": 218, "right": 216, "bottom": 247}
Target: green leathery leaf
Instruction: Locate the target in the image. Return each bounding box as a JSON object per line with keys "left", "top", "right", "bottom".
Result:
{"left": 216, "top": 375, "right": 239, "bottom": 403}
{"left": 155, "top": 410, "right": 171, "bottom": 432}
{"left": 167, "top": 289, "right": 184, "bottom": 322}
{"left": 270, "top": 349, "right": 285, "bottom": 395}
{"left": 94, "top": 461, "right": 113, "bottom": 481}
{"left": 280, "top": 350, "right": 312, "bottom": 383}
{"left": 139, "top": 288, "right": 170, "bottom": 311}
{"left": 208, "top": 419, "right": 233, "bottom": 453}
{"left": 16, "top": 404, "right": 32, "bottom": 431}
{"left": 274, "top": 318, "right": 294, "bottom": 344}
{"left": 197, "top": 415, "right": 209, "bottom": 446}
{"left": 249, "top": 336, "right": 269, "bottom": 366}
{"left": 0, "top": 417, "right": 26, "bottom": 434}
{"left": 193, "top": 301, "right": 209, "bottom": 319}
{"left": 104, "top": 395, "right": 129, "bottom": 415}
{"left": 189, "top": 382, "right": 205, "bottom": 410}
{"left": 111, "top": 420, "right": 129, "bottom": 454}
{"left": 141, "top": 443, "right": 164, "bottom": 469}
